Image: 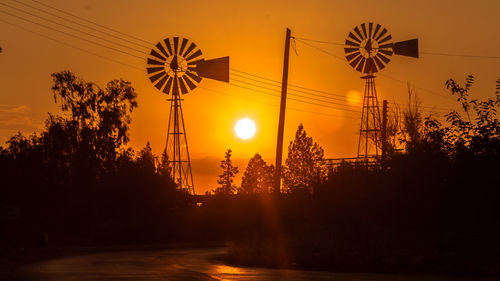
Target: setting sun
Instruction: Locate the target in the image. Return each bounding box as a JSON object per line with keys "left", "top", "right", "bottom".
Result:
{"left": 234, "top": 118, "right": 256, "bottom": 140}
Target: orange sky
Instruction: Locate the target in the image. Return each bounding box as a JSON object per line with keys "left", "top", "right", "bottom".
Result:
{"left": 1, "top": 0, "right": 500, "bottom": 193}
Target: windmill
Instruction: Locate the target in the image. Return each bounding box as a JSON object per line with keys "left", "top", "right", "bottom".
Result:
{"left": 146, "top": 37, "right": 229, "bottom": 194}
{"left": 344, "top": 23, "right": 418, "bottom": 165}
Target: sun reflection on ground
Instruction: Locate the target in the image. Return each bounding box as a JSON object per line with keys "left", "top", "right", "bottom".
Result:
{"left": 210, "top": 264, "right": 247, "bottom": 280}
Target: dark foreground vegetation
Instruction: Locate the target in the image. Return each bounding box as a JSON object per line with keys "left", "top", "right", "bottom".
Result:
{"left": 1, "top": 72, "right": 499, "bottom": 277}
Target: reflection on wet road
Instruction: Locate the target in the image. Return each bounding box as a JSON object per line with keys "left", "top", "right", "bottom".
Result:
{"left": 15, "top": 248, "right": 489, "bottom": 280}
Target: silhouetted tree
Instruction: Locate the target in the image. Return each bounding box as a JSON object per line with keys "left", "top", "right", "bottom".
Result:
{"left": 401, "top": 84, "right": 423, "bottom": 153}
{"left": 283, "top": 124, "right": 326, "bottom": 193}
{"left": 239, "top": 154, "right": 274, "bottom": 194}
{"left": 136, "top": 142, "right": 156, "bottom": 175}
{"left": 50, "top": 70, "right": 138, "bottom": 166}
{"left": 215, "top": 149, "right": 239, "bottom": 195}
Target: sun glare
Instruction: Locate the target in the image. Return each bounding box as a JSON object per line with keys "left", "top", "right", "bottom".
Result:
{"left": 347, "top": 90, "right": 362, "bottom": 106}
{"left": 234, "top": 118, "right": 256, "bottom": 140}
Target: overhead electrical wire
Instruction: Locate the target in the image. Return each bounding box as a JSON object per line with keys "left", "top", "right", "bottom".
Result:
{"left": 0, "top": 0, "right": 463, "bottom": 117}
{"left": 7, "top": 0, "right": 460, "bottom": 113}
{"left": 8, "top": 0, "right": 151, "bottom": 49}
{"left": 0, "top": 18, "right": 144, "bottom": 71}
{"left": 198, "top": 86, "right": 360, "bottom": 119}
{"left": 0, "top": 13, "right": 362, "bottom": 116}
{"left": 229, "top": 83, "right": 361, "bottom": 114}
{"left": 0, "top": 9, "right": 146, "bottom": 60}
{"left": 0, "top": 3, "right": 147, "bottom": 55}
{"left": 294, "top": 38, "right": 458, "bottom": 102}
{"left": 230, "top": 70, "right": 352, "bottom": 103}
{"left": 296, "top": 36, "right": 500, "bottom": 60}
{"left": 29, "top": 0, "right": 154, "bottom": 45}
{"left": 1, "top": 1, "right": 363, "bottom": 113}
{"left": 230, "top": 78, "right": 361, "bottom": 110}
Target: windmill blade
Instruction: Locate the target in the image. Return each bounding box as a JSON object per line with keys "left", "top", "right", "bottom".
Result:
{"left": 182, "top": 75, "right": 197, "bottom": 91}
{"left": 350, "top": 54, "right": 363, "bottom": 69}
{"left": 190, "top": 56, "right": 229, "bottom": 82}
{"left": 354, "top": 26, "right": 364, "bottom": 40}
{"left": 373, "top": 24, "right": 381, "bottom": 39}
{"left": 393, "top": 38, "right": 419, "bottom": 58}
{"left": 368, "top": 22, "right": 373, "bottom": 38}
{"left": 344, "top": 47, "right": 358, "bottom": 54}
{"left": 361, "top": 23, "right": 368, "bottom": 39}
{"left": 186, "top": 49, "right": 203, "bottom": 62}
{"left": 373, "top": 55, "right": 386, "bottom": 70}
{"left": 147, "top": 58, "right": 164, "bottom": 66}
{"left": 364, "top": 58, "right": 377, "bottom": 74}
{"left": 183, "top": 42, "right": 197, "bottom": 57}
{"left": 150, "top": 49, "right": 166, "bottom": 61}
{"left": 375, "top": 28, "right": 387, "bottom": 41}
{"left": 147, "top": 67, "right": 164, "bottom": 74}
{"left": 345, "top": 39, "right": 359, "bottom": 47}
{"left": 179, "top": 38, "right": 188, "bottom": 56}
{"left": 346, "top": 51, "right": 360, "bottom": 61}
{"left": 149, "top": 71, "right": 166, "bottom": 83}
{"left": 186, "top": 71, "right": 202, "bottom": 83}
{"left": 163, "top": 77, "right": 173, "bottom": 94}
{"left": 178, "top": 76, "right": 189, "bottom": 94}
{"left": 173, "top": 37, "right": 179, "bottom": 54}
{"left": 164, "top": 38, "right": 173, "bottom": 55}
{"left": 376, "top": 53, "right": 391, "bottom": 64}
{"left": 156, "top": 42, "right": 169, "bottom": 58}
{"left": 378, "top": 34, "right": 392, "bottom": 44}
{"left": 379, "top": 43, "right": 394, "bottom": 49}
{"left": 378, "top": 49, "right": 393, "bottom": 57}
{"left": 348, "top": 32, "right": 361, "bottom": 43}
{"left": 356, "top": 57, "right": 366, "bottom": 72}
{"left": 154, "top": 75, "right": 168, "bottom": 90}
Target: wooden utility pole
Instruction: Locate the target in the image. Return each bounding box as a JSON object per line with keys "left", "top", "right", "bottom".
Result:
{"left": 274, "top": 28, "right": 291, "bottom": 194}
{"left": 381, "top": 100, "right": 388, "bottom": 166}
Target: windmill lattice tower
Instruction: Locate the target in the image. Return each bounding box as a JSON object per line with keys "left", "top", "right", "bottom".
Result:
{"left": 147, "top": 37, "right": 229, "bottom": 194}
{"left": 344, "top": 23, "right": 418, "bottom": 165}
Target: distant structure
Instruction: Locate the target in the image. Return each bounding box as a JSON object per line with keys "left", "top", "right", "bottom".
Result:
{"left": 344, "top": 23, "right": 418, "bottom": 165}
{"left": 146, "top": 37, "right": 229, "bottom": 194}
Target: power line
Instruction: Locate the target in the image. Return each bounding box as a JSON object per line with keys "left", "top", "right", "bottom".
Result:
{"left": 198, "top": 86, "right": 359, "bottom": 119}
{"left": 231, "top": 68, "right": 349, "bottom": 99}
{"left": 293, "top": 37, "right": 344, "bottom": 46}
{"left": 231, "top": 78, "right": 361, "bottom": 110}
{"left": 0, "top": 2, "right": 147, "bottom": 55}
{"left": 295, "top": 37, "right": 458, "bottom": 102}
{"left": 29, "top": 0, "right": 153, "bottom": 45}
{"left": 2, "top": 2, "right": 461, "bottom": 116}
{"left": 296, "top": 36, "right": 500, "bottom": 60}
{"left": 1, "top": 16, "right": 361, "bottom": 116}
{"left": 0, "top": 8, "right": 359, "bottom": 113}
{"left": 294, "top": 38, "right": 345, "bottom": 61}
{"left": 420, "top": 51, "right": 500, "bottom": 60}
{"left": 0, "top": 9, "right": 146, "bottom": 60}
{"left": 0, "top": 18, "right": 144, "bottom": 71}
{"left": 1, "top": 18, "right": 360, "bottom": 120}
{"left": 231, "top": 71, "right": 353, "bottom": 104}
{"left": 229, "top": 83, "right": 361, "bottom": 115}
{"left": 9, "top": 0, "right": 151, "bottom": 50}
{"left": 378, "top": 73, "right": 456, "bottom": 101}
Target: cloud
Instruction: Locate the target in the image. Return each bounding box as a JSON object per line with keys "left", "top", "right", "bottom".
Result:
{"left": 0, "top": 104, "right": 43, "bottom": 144}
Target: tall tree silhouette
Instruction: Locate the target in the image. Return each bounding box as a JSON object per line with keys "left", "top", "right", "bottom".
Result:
{"left": 239, "top": 153, "right": 274, "bottom": 194}
{"left": 50, "top": 70, "right": 138, "bottom": 166}
{"left": 283, "top": 124, "right": 326, "bottom": 193}
{"left": 215, "top": 149, "right": 239, "bottom": 195}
